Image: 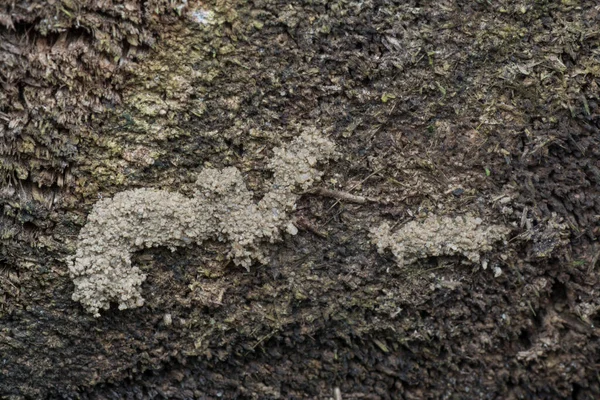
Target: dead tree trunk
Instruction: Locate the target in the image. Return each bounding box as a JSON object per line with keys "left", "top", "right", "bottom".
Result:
{"left": 1, "top": 0, "right": 599, "bottom": 398}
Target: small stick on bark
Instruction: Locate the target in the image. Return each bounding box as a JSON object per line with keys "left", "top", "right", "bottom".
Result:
{"left": 306, "top": 187, "right": 368, "bottom": 204}
{"left": 295, "top": 217, "right": 328, "bottom": 238}
{"left": 306, "top": 187, "right": 387, "bottom": 205}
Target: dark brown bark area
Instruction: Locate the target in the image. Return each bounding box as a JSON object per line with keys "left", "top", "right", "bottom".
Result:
{"left": 1, "top": 0, "right": 599, "bottom": 399}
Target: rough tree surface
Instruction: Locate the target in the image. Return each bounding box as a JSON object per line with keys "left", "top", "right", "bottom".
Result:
{"left": 1, "top": 0, "right": 599, "bottom": 399}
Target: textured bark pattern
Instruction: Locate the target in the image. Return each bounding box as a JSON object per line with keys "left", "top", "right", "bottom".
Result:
{"left": 1, "top": 0, "right": 599, "bottom": 399}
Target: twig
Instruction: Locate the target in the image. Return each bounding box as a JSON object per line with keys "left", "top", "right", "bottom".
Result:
{"left": 306, "top": 187, "right": 378, "bottom": 204}
{"left": 322, "top": 168, "right": 385, "bottom": 213}
{"left": 295, "top": 217, "right": 328, "bottom": 238}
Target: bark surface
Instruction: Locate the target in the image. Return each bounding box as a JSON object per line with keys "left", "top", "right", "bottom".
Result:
{"left": 1, "top": 1, "right": 599, "bottom": 398}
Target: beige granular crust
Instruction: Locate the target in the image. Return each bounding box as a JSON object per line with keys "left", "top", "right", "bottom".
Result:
{"left": 69, "top": 131, "right": 336, "bottom": 317}
{"left": 370, "top": 215, "right": 510, "bottom": 268}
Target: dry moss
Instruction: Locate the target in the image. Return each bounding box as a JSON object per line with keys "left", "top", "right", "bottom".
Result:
{"left": 371, "top": 215, "right": 510, "bottom": 268}
{"left": 69, "top": 130, "right": 336, "bottom": 317}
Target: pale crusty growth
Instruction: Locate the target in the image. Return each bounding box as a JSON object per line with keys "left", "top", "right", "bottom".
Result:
{"left": 371, "top": 215, "right": 510, "bottom": 267}
{"left": 269, "top": 131, "right": 336, "bottom": 191}
{"left": 70, "top": 131, "right": 336, "bottom": 317}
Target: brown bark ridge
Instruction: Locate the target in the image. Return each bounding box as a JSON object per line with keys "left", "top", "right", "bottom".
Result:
{"left": 1, "top": 0, "right": 599, "bottom": 398}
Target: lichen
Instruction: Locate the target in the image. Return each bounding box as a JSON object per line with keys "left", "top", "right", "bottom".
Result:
{"left": 69, "top": 130, "right": 336, "bottom": 317}
{"left": 370, "top": 215, "right": 510, "bottom": 268}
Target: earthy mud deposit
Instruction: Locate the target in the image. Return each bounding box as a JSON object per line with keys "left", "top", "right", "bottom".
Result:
{"left": 1, "top": 0, "right": 599, "bottom": 399}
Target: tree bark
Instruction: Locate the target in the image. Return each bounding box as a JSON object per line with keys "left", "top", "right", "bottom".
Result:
{"left": 1, "top": 0, "right": 599, "bottom": 398}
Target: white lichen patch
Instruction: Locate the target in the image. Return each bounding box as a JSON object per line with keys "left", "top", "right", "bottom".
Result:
{"left": 370, "top": 215, "right": 510, "bottom": 268}
{"left": 189, "top": 8, "right": 215, "bottom": 25}
{"left": 69, "top": 131, "right": 336, "bottom": 317}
